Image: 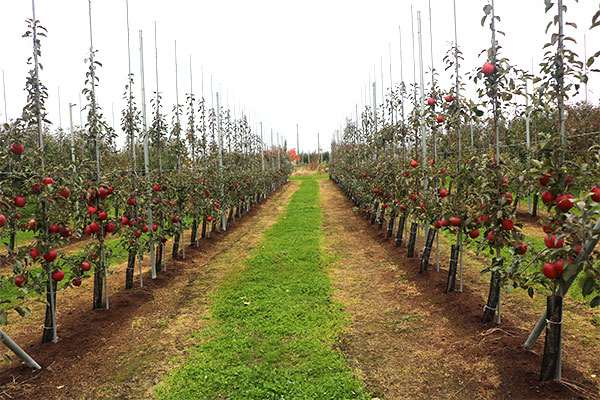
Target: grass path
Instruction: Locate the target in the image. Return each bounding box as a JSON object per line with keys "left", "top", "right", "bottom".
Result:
{"left": 155, "top": 176, "right": 369, "bottom": 399}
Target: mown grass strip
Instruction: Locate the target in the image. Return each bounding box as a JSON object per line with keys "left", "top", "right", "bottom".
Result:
{"left": 155, "top": 178, "right": 370, "bottom": 400}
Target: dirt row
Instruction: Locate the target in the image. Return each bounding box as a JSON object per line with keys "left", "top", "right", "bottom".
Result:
{"left": 320, "top": 178, "right": 600, "bottom": 399}
{"left": 0, "top": 182, "right": 299, "bottom": 400}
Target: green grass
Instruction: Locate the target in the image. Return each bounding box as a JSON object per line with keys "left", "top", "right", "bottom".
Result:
{"left": 289, "top": 174, "right": 329, "bottom": 181}
{"left": 155, "top": 177, "right": 369, "bottom": 400}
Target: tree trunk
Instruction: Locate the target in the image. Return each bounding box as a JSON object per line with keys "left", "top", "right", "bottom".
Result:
{"left": 395, "top": 215, "right": 406, "bottom": 247}
{"left": 482, "top": 270, "right": 501, "bottom": 323}
{"left": 201, "top": 218, "right": 207, "bottom": 238}
{"left": 407, "top": 222, "right": 418, "bottom": 258}
{"left": 125, "top": 249, "right": 136, "bottom": 289}
{"left": 540, "top": 294, "right": 563, "bottom": 381}
{"left": 387, "top": 212, "right": 396, "bottom": 238}
{"left": 93, "top": 268, "right": 104, "bottom": 310}
{"left": 190, "top": 219, "right": 197, "bottom": 246}
{"left": 532, "top": 193, "right": 539, "bottom": 217}
{"left": 446, "top": 244, "right": 459, "bottom": 293}
{"left": 41, "top": 280, "right": 57, "bottom": 343}
{"left": 419, "top": 228, "right": 437, "bottom": 273}
{"left": 172, "top": 233, "right": 180, "bottom": 259}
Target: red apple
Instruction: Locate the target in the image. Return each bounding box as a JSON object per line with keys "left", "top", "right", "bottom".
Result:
{"left": 554, "top": 259, "right": 564, "bottom": 276}
{"left": 152, "top": 224, "right": 158, "bottom": 232}
{"left": 10, "top": 143, "right": 24, "bottom": 155}
{"left": 72, "top": 278, "right": 82, "bottom": 287}
{"left": 88, "top": 206, "right": 98, "bottom": 214}
{"left": 556, "top": 194, "right": 574, "bottom": 212}
{"left": 127, "top": 198, "right": 136, "bottom": 206}
{"left": 89, "top": 222, "right": 100, "bottom": 234}
{"left": 541, "top": 191, "right": 555, "bottom": 204}
{"left": 487, "top": 231, "right": 495, "bottom": 242}
{"left": 436, "top": 115, "right": 444, "bottom": 123}
{"left": 482, "top": 62, "right": 495, "bottom": 76}
{"left": 30, "top": 248, "right": 39, "bottom": 259}
{"left": 14, "top": 196, "right": 26, "bottom": 208}
{"left": 591, "top": 186, "right": 600, "bottom": 202}
{"left": 444, "top": 95, "right": 453, "bottom": 102}
{"left": 515, "top": 242, "right": 527, "bottom": 255}
{"left": 427, "top": 97, "right": 435, "bottom": 106}
{"left": 14, "top": 276, "right": 28, "bottom": 287}
{"left": 543, "top": 262, "right": 557, "bottom": 279}
{"left": 538, "top": 172, "right": 553, "bottom": 186}
{"left": 51, "top": 270, "right": 64, "bottom": 282}
{"left": 81, "top": 261, "right": 91, "bottom": 271}
{"left": 121, "top": 217, "right": 129, "bottom": 225}
{"left": 44, "top": 249, "right": 58, "bottom": 263}
{"left": 501, "top": 219, "right": 514, "bottom": 231}
{"left": 469, "top": 229, "right": 480, "bottom": 239}
{"left": 98, "top": 211, "right": 107, "bottom": 220}
{"left": 410, "top": 160, "right": 418, "bottom": 168}
{"left": 544, "top": 234, "right": 564, "bottom": 249}
{"left": 434, "top": 220, "right": 443, "bottom": 229}
{"left": 206, "top": 216, "right": 213, "bottom": 222}
{"left": 0, "top": 214, "right": 5, "bottom": 228}
{"left": 438, "top": 189, "right": 448, "bottom": 198}
{"left": 450, "top": 217, "right": 462, "bottom": 226}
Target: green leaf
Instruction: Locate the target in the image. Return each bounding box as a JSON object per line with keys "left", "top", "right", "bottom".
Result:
{"left": 582, "top": 276, "right": 595, "bottom": 297}
{"left": 528, "top": 287, "right": 534, "bottom": 298}
{"left": 2, "top": 353, "right": 12, "bottom": 366}
{"left": 14, "top": 306, "right": 30, "bottom": 317}
{"left": 590, "top": 295, "right": 600, "bottom": 308}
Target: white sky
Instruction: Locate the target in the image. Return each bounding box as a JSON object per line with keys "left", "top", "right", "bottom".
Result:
{"left": 1, "top": 0, "right": 599, "bottom": 153}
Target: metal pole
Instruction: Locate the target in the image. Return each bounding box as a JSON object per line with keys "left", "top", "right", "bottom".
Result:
{"left": 0, "top": 329, "right": 41, "bottom": 370}
{"left": 140, "top": 30, "right": 156, "bottom": 279}
{"left": 57, "top": 87, "right": 62, "bottom": 130}
{"left": 453, "top": 0, "right": 463, "bottom": 288}
{"left": 32, "top": 0, "right": 57, "bottom": 343}
{"left": 2, "top": 70, "right": 7, "bottom": 123}
{"left": 217, "top": 92, "right": 226, "bottom": 231}
{"left": 69, "top": 103, "right": 76, "bottom": 173}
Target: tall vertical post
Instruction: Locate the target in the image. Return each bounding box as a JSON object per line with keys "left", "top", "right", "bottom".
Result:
{"left": 216, "top": 92, "right": 226, "bottom": 231}
{"left": 139, "top": 30, "right": 156, "bottom": 279}
{"left": 296, "top": 123, "right": 299, "bottom": 164}
{"left": 2, "top": 70, "right": 7, "bottom": 123}
{"left": 69, "top": 103, "right": 76, "bottom": 173}
{"left": 453, "top": 0, "right": 464, "bottom": 287}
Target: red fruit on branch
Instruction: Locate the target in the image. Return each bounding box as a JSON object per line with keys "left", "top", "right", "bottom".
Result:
{"left": 487, "top": 231, "right": 495, "bottom": 242}
{"left": 434, "top": 220, "right": 442, "bottom": 229}
{"left": 89, "top": 222, "right": 101, "bottom": 234}
{"left": 469, "top": 229, "right": 480, "bottom": 239}
{"left": 152, "top": 224, "right": 158, "bottom": 232}
{"left": 14, "top": 196, "right": 26, "bottom": 208}
{"left": 51, "top": 270, "right": 64, "bottom": 282}
{"left": 436, "top": 115, "right": 444, "bottom": 123}
{"left": 427, "top": 97, "right": 435, "bottom": 106}
{"left": 30, "top": 248, "right": 39, "bottom": 259}
{"left": 556, "top": 194, "right": 574, "bottom": 212}
{"left": 554, "top": 259, "right": 565, "bottom": 276}
{"left": 15, "top": 276, "right": 28, "bottom": 287}
{"left": 172, "top": 216, "right": 179, "bottom": 223}
{"left": 501, "top": 219, "right": 514, "bottom": 231}
{"left": 206, "top": 216, "right": 213, "bottom": 222}
{"left": 399, "top": 205, "right": 406, "bottom": 211}
{"left": 544, "top": 234, "right": 564, "bottom": 248}
{"left": 98, "top": 211, "right": 107, "bottom": 221}
{"left": 438, "top": 189, "right": 448, "bottom": 198}
{"left": 499, "top": 192, "right": 513, "bottom": 205}
{"left": 543, "top": 262, "right": 557, "bottom": 279}
{"left": 42, "top": 177, "right": 55, "bottom": 185}
{"left": 441, "top": 218, "right": 450, "bottom": 227}
{"left": 121, "top": 217, "right": 129, "bottom": 225}
{"left": 72, "top": 278, "right": 82, "bottom": 287}
{"left": 410, "top": 194, "right": 418, "bottom": 201}
{"left": 450, "top": 217, "right": 462, "bottom": 226}
{"left": 515, "top": 242, "right": 527, "bottom": 255}
{"left": 0, "top": 214, "right": 5, "bottom": 228}
{"left": 99, "top": 187, "right": 109, "bottom": 198}
{"left": 153, "top": 185, "right": 161, "bottom": 192}
{"left": 106, "top": 223, "right": 116, "bottom": 233}
{"left": 482, "top": 62, "right": 495, "bottom": 76}
{"left": 81, "top": 261, "right": 91, "bottom": 271}
{"left": 444, "top": 95, "right": 453, "bottom": 102}
{"left": 591, "top": 186, "right": 600, "bottom": 202}
{"left": 538, "top": 172, "right": 553, "bottom": 186}
{"left": 88, "top": 206, "right": 98, "bottom": 214}
{"left": 14, "top": 274, "right": 28, "bottom": 288}
{"left": 10, "top": 143, "right": 24, "bottom": 155}
{"left": 44, "top": 249, "right": 58, "bottom": 263}
{"left": 142, "top": 225, "right": 149, "bottom": 233}
{"left": 541, "top": 191, "right": 555, "bottom": 204}
{"left": 410, "top": 160, "right": 418, "bottom": 168}
{"left": 59, "top": 188, "right": 71, "bottom": 198}
{"left": 127, "top": 198, "right": 136, "bottom": 206}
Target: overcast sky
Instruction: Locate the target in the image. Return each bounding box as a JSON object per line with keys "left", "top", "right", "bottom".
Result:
{"left": 1, "top": 0, "right": 599, "bottom": 153}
